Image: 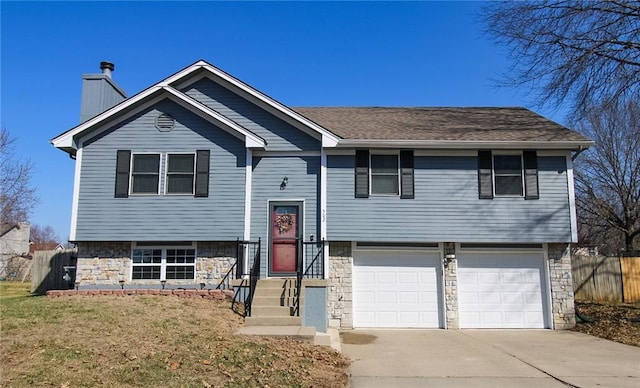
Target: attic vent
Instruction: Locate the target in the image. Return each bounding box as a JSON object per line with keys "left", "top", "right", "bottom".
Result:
{"left": 155, "top": 113, "right": 175, "bottom": 132}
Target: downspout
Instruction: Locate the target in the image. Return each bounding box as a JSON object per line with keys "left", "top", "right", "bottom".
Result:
{"left": 571, "top": 145, "right": 586, "bottom": 161}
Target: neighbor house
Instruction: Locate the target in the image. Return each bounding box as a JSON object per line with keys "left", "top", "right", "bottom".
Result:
{"left": 0, "top": 222, "right": 31, "bottom": 279}
{"left": 52, "top": 60, "right": 592, "bottom": 330}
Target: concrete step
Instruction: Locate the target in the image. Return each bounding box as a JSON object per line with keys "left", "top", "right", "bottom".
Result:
{"left": 251, "top": 296, "right": 303, "bottom": 308}
{"left": 244, "top": 316, "right": 302, "bottom": 326}
{"left": 256, "top": 278, "right": 296, "bottom": 288}
{"left": 250, "top": 306, "right": 294, "bottom": 317}
{"left": 254, "top": 286, "right": 298, "bottom": 298}
{"left": 237, "top": 325, "right": 316, "bottom": 343}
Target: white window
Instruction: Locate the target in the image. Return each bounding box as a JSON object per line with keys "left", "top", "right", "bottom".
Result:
{"left": 493, "top": 154, "right": 524, "bottom": 197}
{"left": 131, "top": 246, "right": 196, "bottom": 280}
{"left": 370, "top": 153, "right": 400, "bottom": 195}
{"left": 130, "top": 153, "right": 161, "bottom": 194}
{"left": 165, "top": 153, "right": 196, "bottom": 195}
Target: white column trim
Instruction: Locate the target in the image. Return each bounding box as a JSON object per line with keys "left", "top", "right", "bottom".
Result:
{"left": 244, "top": 149, "right": 252, "bottom": 241}
{"left": 566, "top": 155, "right": 578, "bottom": 243}
{"left": 69, "top": 146, "right": 83, "bottom": 241}
{"left": 321, "top": 149, "right": 329, "bottom": 279}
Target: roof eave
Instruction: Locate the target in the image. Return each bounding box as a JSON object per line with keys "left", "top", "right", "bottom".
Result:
{"left": 336, "top": 139, "right": 594, "bottom": 150}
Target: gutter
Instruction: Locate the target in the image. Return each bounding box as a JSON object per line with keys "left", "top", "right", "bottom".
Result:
{"left": 337, "top": 139, "right": 595, "bottom": 151}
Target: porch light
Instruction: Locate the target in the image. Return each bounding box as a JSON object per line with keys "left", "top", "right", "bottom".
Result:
{"left": 199, "top": 282, "right": 206, "bottom": 290}
{"left": 280, "top": 176, "right": 288, "bottom": 190}
{"left": 119, "top": 280, "right": 125, "bottom": 290}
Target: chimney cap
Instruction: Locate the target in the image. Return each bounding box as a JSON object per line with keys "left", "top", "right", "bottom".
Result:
{"left": 100, "top": 61, "right": 115, "bottom": 72}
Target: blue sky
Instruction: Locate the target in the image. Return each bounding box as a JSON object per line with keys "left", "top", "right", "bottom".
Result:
{"left": 1, "top": 1, "right": 569, "bottom": 241}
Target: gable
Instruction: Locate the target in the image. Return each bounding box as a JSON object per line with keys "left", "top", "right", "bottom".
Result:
{"left": 181, "top": 78, "right": 320, "bottom": 151}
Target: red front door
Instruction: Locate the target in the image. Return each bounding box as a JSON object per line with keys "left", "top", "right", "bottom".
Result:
{"left": 270, "top": 204, "right": 300, "bottom": 275}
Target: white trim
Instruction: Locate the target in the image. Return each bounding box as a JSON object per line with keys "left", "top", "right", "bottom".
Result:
{"left": 438, "top": 242, "right": 447, "bottom": 330}
{"left": 129, "top": 152, "right": 162, "bottom": 196}
{"left": 196, "top": 64, "right": 341, "bottom": 147}
{"left": 164, "top": 152, "right": 196, "bottom": 196}
{"left": 543, "top": 243, "right": 554, "bottom": 330}
{"left": 336, "top": 139, "right": 593, "bottom": 150}
{"left": 52, "top": 87, "right": 165, "bottom": 151}
{"left": 492, "top": 152, "right": 525, "bottom": 198}
{"left": 52, "top": 84, "right": 267, "bottom": 153}
{"left": 369, "top": 151, "right": 400, "bottom": 197}
{"left": 244, "top": 149, "right": 252, "bottom": 242}
{"left": 566, "top": 156, "right": 578, "bottom": 243}
{"left": 252, "top": 150, "right": 321, "bottom": 157}
{"left": 456, "top": 242, "right": 544, "bottom": 253}
{"left": 161, "top": 86, "right": 265, "bottom": 148}
{"left": 69, "top": 146, "right": 83, "bottom": 241}
{"left": 163, "top": 61, "right": 340, "bottom": 146}
{"left": 130, "top": 244, "right": 197, "bottom": 282}
{"left": 320, "top": 149, "right": 328, "bottom": 279}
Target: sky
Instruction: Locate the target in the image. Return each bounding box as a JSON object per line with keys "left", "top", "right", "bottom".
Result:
{"left": 1, "top": 1, "right": 571, "bottom": 242}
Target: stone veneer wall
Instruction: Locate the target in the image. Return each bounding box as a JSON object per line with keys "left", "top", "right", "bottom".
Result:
{"left": 75, "top": 242, "right": 237, "bottom": 289}
{"left": 328, "top": 242, "right": 353, "bottom": 329}
{"left": 547, "top": 243, "right": 576, "bottom": 329}
{"left": 443, "top": 257, "right": 459, "bottom": 329}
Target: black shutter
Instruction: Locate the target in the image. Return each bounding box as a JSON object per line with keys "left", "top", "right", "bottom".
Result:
{"left": 478, "top": 151, "right": 493, "bottom": 199}
{"left": 114, "top": 150, "right": 131, "bottom": 198}
{"left": 355, "top": 150, "right": 369, "bottom": 198}
{"left": 195, "top": 150, "right": 210, "bottom": 197}
{"left": 523, "top": 150, "right": 539, "bottom": 200}
{"left": 400, "top": 150, "right": 414, "bottom": 199}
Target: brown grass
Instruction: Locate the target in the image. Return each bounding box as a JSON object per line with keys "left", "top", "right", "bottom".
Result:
{"left": 0, "top": 293, "right": 349, "bottom": 387}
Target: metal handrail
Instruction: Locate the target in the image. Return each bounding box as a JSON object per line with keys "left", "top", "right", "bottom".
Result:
{"left": 215, "top": 261, "right": 237, "bottom": 290}
{"left": 244, "top": 238, "right": 261, "bottom": 317}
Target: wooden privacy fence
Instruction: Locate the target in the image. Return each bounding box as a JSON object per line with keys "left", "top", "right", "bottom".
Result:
{"left": 572, "top": 255, "right": 640, "bottom": 303}
{"left": 30, "top": 249, "right": 77, "bottom": 295}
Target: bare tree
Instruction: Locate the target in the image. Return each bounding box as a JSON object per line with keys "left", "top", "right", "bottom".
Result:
{"left": 30, "top": 224, "right": 61, "bottom": 246}
{"left": 482, "top": 1, "right": 640, "bottom": 117}
{"left": 0, "top": 128, "right": 38, "bottom": 223}
{"left": 573, "top": 101, "right": 640, "bottom": 253}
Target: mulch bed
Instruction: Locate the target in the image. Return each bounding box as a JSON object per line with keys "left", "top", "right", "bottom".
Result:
{"left": 572, "top": 301, "right": 640, "bottom": 347}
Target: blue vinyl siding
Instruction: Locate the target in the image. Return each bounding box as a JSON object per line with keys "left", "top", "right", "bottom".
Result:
{"left": 327, "top": 154, "right": 572, "bottom": 243}
{"left": 182, "top": 78, "right": 320, "bottom": 151}
{"left": 75, "top": 99, "right": 246, "bottom": 241}
{"left": 250, "top": 156, "right": 320, "bottom": 275}
{"left": 80, "top": 75, "right": 126, "bottom": 123}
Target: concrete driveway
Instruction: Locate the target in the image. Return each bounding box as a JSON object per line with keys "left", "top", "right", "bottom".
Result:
{"left": 340, "top": 330, "right": 640, "bottom": 387}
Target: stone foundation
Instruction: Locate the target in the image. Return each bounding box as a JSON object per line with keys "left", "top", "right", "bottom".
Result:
{"left": 548, "top": 243, "right": 576, "bottom": 329}
{"left": 328, "top": 242, "right": 353, "bottom": 329}
{"left": 75, "top": 241, "right": 237, "bottom": 289}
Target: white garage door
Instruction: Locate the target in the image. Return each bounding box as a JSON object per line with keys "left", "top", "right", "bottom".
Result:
{"left": 457, "top": 252, "right": 548, "bottom": 329}
{"left": 353, "top": 250, "right": 442, "bottom": 328}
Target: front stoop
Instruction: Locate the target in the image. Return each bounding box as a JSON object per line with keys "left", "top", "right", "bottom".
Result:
{"left": 244, "top": 278, "right": 302, "bottom": 327}
{"left": 238, "top": 278, "right": 341, "bottom": 351}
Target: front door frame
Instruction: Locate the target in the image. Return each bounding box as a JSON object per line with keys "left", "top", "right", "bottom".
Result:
{"left": 268, "top": 200, "right": 304, "bottom": 277}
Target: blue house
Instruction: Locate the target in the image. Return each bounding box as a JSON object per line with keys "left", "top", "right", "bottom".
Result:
{"left": 52, "top": 60, "right": 592, "bottom": 330}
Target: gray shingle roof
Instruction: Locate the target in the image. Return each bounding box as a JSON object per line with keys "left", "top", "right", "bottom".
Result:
{"left": 292, "top": 107, "right": 591, "bottom": 144}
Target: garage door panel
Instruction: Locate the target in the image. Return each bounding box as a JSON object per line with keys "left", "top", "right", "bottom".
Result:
{"left": 354, "top": 251, "right": 442, "bottom": 328}
{"left": 458, "top": 252, "right": 548, "bottom": 329}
